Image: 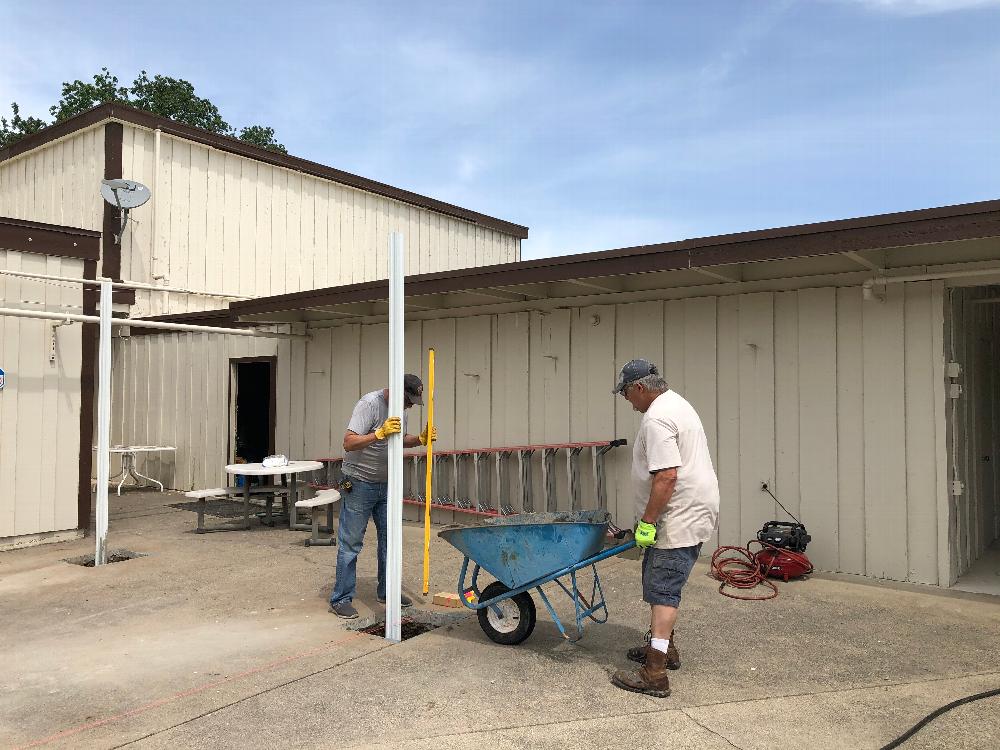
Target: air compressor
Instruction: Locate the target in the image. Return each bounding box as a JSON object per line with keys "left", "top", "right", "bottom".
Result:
{"left": 755, "top": 519, "right": 814, "bottom": 581}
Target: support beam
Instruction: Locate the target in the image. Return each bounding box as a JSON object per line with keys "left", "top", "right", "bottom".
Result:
{"left": 563, "top": 278, "right": 622, "bottom": 293}
{"left": 404, "top": 295, "right": 446, "bottom": 311}
{"left": 386, "top": 232, "right": 405, "bottom": 643}
{"left": 691, "top": 266, "right": 741, "bottom": 283}
{"left": 844, "top": 250, "right": 883, "bottom": 272}
{"left": 94, "top": 280, "right": 112, "bottom": 565}
{"left": 467, "top": 288, "right": 535, "bottom": 302}
{"left": 303, "top": 307, "right": 364, "bottom": 318}
{"left": 0, "top": 307, "right": 302, "bottom": 338}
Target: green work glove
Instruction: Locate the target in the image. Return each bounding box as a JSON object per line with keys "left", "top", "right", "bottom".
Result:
{"left": 374, "top": 416, "right": 401, "bottom": 440}
{"left": 419, "top": 424, "right": 438, "bottom": 446}
{"left": 634, "top": 520, "right": 657, "bottom": 548}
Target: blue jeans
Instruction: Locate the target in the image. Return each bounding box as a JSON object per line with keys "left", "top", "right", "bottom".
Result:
{"left": 329, "top": 478, "right": 388, "bottom": 606}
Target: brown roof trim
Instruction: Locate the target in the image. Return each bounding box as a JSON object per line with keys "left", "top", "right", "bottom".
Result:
{"left": 0, "top": 107, "right": 111, "bottom": 162}
{"left": 78, "top": 259, "right": 98, "bottom": 530}
{"left": 0, "top": 216, "right": 101, "bottom": 260}
{"left": 231, "top": 198, "right": 1000, "bottom": 315}
{"left": 102, "top": 123, "right": 124, "bottom": 281}
{"left": 1, "top": 103, "right": 529, "bottom": 240}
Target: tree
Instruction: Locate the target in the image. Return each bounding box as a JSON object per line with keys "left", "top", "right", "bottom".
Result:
{"left": 48, "top": 67, "right": 129, "bottom": 122}
{"left": 128, "top": 71, "right": 231, "bottom": 134}
{"left": 0, "top": 103, "right": 48, "bottom": 150}
{"left": 1, "top": 69, "right": 286, "bottom": 153}
{"left": 237, "top": 125, "right": 287, "bottom": 154}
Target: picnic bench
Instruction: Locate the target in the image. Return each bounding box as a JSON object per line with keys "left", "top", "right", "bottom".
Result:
{"left": 295, "top": 488, "right": 340, "bottom": 546}
{"left": 185, "top": 483, "right": 294, "bottom": 532}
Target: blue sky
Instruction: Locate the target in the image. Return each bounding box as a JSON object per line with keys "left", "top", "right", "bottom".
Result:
{"left": 3, "top": 0, "right": 999, "bottom": 259}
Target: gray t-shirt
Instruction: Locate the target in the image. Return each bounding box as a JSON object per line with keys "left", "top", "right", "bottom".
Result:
{"left": 342, "top": 390, "right": 408, "bottom": 483}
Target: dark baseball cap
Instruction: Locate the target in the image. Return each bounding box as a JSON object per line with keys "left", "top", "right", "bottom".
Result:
{"left": 612, "top": 359, "right": 659, "bottom": 394}
{"left": 404, "top": 373, "right": 424, "bottom": 405}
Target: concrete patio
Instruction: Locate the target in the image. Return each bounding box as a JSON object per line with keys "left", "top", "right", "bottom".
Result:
{"left": 1, "top": 491, "right": 998, "bottom": 750}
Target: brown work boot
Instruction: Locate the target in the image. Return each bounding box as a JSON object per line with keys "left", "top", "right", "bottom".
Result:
{"left": 611, "top": 646, "right": 671, "bottom": 697}
{"left": 626, "top": 630, "right": 680, "bottom": 670}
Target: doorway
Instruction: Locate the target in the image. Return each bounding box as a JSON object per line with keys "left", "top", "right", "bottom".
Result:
{"left": 229, "top": 358, "right": 276, "bottom": 465}
{"left": 949, "top": 286, "right": 1000, "bottom": 593}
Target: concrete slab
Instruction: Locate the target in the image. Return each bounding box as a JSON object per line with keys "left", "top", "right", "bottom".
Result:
{"left": 2, "top": 491, "right": 999, "bottom": 749}
{"left": 953, "top": 540, "right": 1000, "bottom": 596}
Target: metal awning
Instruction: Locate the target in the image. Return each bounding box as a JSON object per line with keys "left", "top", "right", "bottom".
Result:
{"left": 217, "top": 198, "right": 1000, "bottom": 326}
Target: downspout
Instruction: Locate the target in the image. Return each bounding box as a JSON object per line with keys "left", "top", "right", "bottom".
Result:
{"left": 151, "top": 128, "right": 164, "bottom": 314}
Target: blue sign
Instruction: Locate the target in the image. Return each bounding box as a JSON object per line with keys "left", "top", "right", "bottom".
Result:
{"left": 0, "top": 368, "right": 4, "bottom": 390}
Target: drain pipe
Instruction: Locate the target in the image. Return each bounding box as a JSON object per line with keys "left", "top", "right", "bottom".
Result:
{"left": 863, "top": 266, "right": 1000, "bottom": 302}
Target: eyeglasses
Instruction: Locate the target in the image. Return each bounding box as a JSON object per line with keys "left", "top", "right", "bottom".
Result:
{"left": 621, "top": 382, "right": 636, "bottom": 398}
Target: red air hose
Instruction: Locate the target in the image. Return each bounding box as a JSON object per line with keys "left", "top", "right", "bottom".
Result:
{"left": 710, "top": 540, "right": 813, "bottom": 600}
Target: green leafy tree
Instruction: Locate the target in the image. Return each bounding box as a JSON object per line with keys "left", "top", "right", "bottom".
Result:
{"left": 0, "top": 103, "right": 49, "bottom": 150}
{"left": 49, "top": 67, "right": 129, "bottom": 122}
{"left": 129, "top": 71, "right": 231, "bottom": 133}
{"left": 237, "top": 125, "right": 287, "bottom": 154}
{"left": 2, "top": 69, "right": 286, "bottom": 153}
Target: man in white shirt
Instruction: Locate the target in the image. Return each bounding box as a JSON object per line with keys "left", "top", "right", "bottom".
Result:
{"left": 610, "top": 359, "right": 720, "bottom": 697}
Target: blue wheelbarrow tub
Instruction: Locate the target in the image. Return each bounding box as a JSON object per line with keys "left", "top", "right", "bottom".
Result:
{"left": 438, "top": 511, "right": 611, "bottom": 591}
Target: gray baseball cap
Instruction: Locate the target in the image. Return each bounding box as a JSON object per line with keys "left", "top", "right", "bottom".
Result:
{"left": 612, "top": 359, "right": 659, "bottom": 394}
{"left": 404, "top": 373, "right": 424, "bottom": 405}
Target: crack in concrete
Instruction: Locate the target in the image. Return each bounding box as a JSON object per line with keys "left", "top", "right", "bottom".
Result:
{"left": 679, "top": 707, "right": 744, "bottom": 749}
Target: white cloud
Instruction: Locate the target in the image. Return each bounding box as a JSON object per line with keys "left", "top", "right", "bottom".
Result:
{"left": 839, "top": 0, "right": 1000, "bottom": 14}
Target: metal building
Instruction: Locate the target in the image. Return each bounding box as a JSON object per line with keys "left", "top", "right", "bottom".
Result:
{"left": 1, "top": 104, "right": 997, "bottom": 590}
{"left": 202, "top": 201, "right": 997, "bottom": 588}
{"left": 0, "top": 103, "right": 528, "bottom": 542}
{"left": 0, "top": 218, "right": 99, "bottom": 547}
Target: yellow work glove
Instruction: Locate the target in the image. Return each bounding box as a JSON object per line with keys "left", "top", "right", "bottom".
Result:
{"left": 374, "top": 417, "right": 401, "bottom": 441}
{"left": 634, "top": 520, "right": 657, "bottom": 548}
{"left": 419, "top": 424, "right": 438, "bottom": 446}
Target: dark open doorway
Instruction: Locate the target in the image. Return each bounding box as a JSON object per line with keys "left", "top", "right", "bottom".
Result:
{"left": 229, "top": 358, "right": 276, "bottom": 465}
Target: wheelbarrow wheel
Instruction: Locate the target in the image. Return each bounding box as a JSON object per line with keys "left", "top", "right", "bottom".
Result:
{"left": 477, "top": 581, "right": 536, "bottom": 646}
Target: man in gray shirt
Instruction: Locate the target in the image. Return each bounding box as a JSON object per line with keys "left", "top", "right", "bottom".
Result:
{"left": 329, "top": 374, "right": 436, "bottom": 619}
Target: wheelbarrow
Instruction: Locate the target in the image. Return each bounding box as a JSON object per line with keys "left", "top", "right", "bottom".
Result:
{"left": 438, "top": 510, "right": 636, "bottom": 645}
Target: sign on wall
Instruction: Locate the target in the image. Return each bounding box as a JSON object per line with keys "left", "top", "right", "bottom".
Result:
{"left": 0, "top": 367, "right": 4, "bottom": 390}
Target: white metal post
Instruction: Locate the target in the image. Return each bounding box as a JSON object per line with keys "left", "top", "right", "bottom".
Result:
{"left": 385, "top": 233, "right": 405, "bottom": 643}
{"left": 95, "top": 280, "right": 113, "bottom": 565}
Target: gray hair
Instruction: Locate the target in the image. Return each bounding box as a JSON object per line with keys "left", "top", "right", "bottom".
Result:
{"left": 634, "top": 374, "right": 668, "bottom": 392}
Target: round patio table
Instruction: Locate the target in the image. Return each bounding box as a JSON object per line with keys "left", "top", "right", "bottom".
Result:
{"left": 225, "top": 460, "right": 323, "bottom": 530}
{"left": 94, "top": 445, "right": 176, "bottom": 495}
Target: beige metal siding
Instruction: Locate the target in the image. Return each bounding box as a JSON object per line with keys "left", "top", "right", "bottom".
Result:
{"left": 119, "top": 126, "right": 521, "bottom": 317}
{"left": 0, "top": 250, "right": 84, "bottom": 538}
{"left": 0, "top": 128, "right": 105, "bottom": 231}
{"left": 110, "top": 332, "right": 280, "bottom": 491}
{"left": 272, "top": 282, "right": 949, "bottom": 584}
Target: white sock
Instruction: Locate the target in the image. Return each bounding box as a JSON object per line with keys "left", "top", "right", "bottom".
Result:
{"left": 650, "top": 637, "right": 670, "bottom": 654}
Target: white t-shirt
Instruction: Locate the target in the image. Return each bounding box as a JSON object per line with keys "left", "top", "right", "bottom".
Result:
{"left": 632, "top": 390, "right": 720, "bottom": 549}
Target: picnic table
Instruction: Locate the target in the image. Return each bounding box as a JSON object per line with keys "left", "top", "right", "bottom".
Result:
{"left": 225, "top": 460, "right": 323, "bottom": 530}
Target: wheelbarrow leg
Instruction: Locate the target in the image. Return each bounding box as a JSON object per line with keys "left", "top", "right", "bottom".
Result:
{"left": 534, "top": 585, "right": 569, "bottom": 639}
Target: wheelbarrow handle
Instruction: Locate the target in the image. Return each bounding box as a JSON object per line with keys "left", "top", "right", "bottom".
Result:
{"left": 607, "top": 521, "right": 630, "bottom": 540}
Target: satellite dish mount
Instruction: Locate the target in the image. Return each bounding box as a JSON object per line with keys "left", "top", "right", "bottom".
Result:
{"left": 100, "top": 179, "right": 151, "bottom": 244}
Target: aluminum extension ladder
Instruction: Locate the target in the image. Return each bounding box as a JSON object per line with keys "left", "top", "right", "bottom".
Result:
{"left": 314, "top": 439, "right": 627, "bottom": 518}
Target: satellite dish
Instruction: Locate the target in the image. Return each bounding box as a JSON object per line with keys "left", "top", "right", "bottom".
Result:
{"left": 101, "top": 179, "right": 151, "bottom": 209}
{"left": 99, "top": 179, "right": 151, "bottom": 243}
